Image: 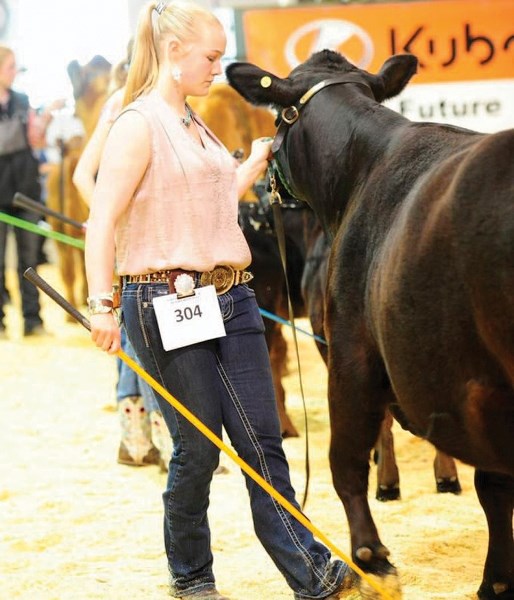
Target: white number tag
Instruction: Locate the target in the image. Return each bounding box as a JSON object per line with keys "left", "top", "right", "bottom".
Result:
{"left": 152, "top": 285, "right": 226, "bottom": 351}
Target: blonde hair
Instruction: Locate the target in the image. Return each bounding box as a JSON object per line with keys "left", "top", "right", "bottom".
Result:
{"left": 123, "top": 0, "right": 220, "bottom": 107}
{"left": 0, "top": 45, "right": 14, "bottom": 69}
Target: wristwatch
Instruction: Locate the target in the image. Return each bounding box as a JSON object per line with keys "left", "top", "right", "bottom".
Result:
{"left": 87, "top": 297, "right": 114, "bottom": 315}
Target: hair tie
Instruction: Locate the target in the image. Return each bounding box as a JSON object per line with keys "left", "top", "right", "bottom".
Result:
{"left": 155, "top": 1, "right": 170, "bottom": 15}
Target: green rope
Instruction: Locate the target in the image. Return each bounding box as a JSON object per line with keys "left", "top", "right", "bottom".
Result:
{"left": 0, "top": 212, "right": 85, "bottom": 250}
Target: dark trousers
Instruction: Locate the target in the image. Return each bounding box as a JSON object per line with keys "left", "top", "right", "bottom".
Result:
{"left": 122, "top": 282, "right": 346, "bottom": 599}
{"left": 0, "top": 207, "right": 43, "bottom": 329}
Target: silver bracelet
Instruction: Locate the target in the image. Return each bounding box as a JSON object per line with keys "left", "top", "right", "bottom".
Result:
{"left": 87, "top": 293, "right": 114, "bottom": 315}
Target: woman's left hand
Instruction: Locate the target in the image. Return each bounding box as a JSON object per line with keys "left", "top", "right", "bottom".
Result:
{"left": 236, "top": 137, "right": 274, "bottom": 199}
{"left": 249, "top": 137, "right": 273, "bottom": 164}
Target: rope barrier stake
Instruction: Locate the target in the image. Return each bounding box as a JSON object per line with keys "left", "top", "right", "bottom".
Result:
{"left": 23, "top": 267, "right": 395, "bottom": 600}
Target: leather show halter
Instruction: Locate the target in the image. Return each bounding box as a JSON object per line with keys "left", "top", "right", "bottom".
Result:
{"left": 271, "top": 72, "right": 375, "bottom": 157}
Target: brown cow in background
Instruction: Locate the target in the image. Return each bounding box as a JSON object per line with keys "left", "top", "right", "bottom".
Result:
{"left": 45, "top": 55, "right": 112, "bottom": 315}
{"left": 67, "top": 55, "right": 113, "bottom": 139}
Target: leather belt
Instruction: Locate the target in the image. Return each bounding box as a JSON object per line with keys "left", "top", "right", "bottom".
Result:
{"left": 122, "top": 266, "right": 253, "bottom": 296}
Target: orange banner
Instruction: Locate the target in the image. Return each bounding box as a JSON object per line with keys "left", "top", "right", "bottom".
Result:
{"left": 241, "top": 0, "right": 514, "bottom": 83}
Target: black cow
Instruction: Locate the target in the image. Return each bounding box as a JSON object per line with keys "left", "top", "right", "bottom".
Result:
{"left": 301, "top": 209, "right": 461, "bottom": 501}
{"left": 227, "top": 51, "right": 514, "bottom": 599}
{"left": 245, "top": 192, "right": 461, "bottom": 499}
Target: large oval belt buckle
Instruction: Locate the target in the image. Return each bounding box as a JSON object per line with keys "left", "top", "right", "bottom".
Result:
{"left": 200, "top": 266, "right": 235, "bottom": 295}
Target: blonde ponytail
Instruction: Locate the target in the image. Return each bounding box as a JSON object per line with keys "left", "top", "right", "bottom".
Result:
{"left": 123, "top": 3, "right": 159, "bottom": 107}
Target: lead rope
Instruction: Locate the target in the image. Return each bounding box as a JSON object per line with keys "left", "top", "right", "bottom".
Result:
{"left": 268, "top": 164, "right": 311, "bottom": 511}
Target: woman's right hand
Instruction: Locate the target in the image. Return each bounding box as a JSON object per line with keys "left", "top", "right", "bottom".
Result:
{"left": 90, "top": 313, "right": 121, "bottom": 354}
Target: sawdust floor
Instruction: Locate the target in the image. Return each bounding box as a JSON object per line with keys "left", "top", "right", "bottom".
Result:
{"left": 1, "top": 258, "right": 488, "bottom": 599}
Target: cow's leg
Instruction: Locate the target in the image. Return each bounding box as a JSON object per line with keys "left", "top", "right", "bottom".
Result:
{"left": 433, "top": 449, "right": 461, "bottom": 494}
{"left": 269, "top": 326, "right": 299, "bottom": 438}
{"left": 474, "top": 469, "right": 514, "bottom": 600}
{"left": 263, "top": 317, "right": 299, "bottom": 439}
{"left": 327, "top": 335, "right": 397, "bottom": 580}
{"left": 375, "top": 410, "right": 401, "bottom": 501}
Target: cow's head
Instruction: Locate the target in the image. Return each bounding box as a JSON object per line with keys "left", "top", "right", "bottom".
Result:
{"left": 226, "top": 52, "right": 418, "bottom": 234}
{"left": 226, "top": 51, "right": 418, "bottom": 112}
{"left": 67, "top": 55, "right": 112, "bottom": 101}
{"left": 67, "top": 55, "right": 112, "bottom": 139}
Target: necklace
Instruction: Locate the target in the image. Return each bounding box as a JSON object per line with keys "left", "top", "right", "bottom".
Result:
{"left": 181, "top": 105, "right": 193, "bottom": 128}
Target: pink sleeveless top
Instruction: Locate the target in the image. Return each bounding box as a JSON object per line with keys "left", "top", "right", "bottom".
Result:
{"left": 115, "top": 90, "right": 251, "bottom": 275}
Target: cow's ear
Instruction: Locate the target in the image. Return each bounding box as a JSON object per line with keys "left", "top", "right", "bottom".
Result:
{"left": 88, "top": 55, "right": 111, "bottom": 71}
{"left": 226, "top": 62, "right": 296, "bottom": 107}
{"left": 372, "top": 54, "right": 418, "bottom": 101}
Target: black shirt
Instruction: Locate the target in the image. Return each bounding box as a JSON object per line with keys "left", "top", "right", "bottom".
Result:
{"left": 0, "top": 90, "right": 41, "bottom": 208}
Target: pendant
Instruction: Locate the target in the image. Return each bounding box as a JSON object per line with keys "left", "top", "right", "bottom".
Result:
{"left": 181, "top": 106, "right": 192, "bottom": 128}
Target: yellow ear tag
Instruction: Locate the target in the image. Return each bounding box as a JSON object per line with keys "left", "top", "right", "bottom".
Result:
{"left": 260, "top": 76, "right": 272, "bottom": 88}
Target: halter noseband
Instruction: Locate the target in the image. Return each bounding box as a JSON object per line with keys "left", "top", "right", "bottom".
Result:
{"left": 271, "top": 73, "right": 374, "bottom": 156}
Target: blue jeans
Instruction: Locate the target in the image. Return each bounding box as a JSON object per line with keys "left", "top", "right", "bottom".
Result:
{"left": 121, "top": 282, "right": 347, "bottom": 599}
{"left": 117, "top": 326, "right": 159, "bottom": 412}
{"left": 0, "top": 207, "right": 43, "bottom": 329}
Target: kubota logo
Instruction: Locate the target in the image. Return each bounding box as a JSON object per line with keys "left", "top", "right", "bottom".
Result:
{"left": 285, "top": 19, "right": 374, "bottom": 69}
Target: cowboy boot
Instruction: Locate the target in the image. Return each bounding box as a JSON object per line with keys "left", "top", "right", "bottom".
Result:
{"left": 149, "top": 409, "right": 173, "bottom": 473}
{"left": 117, "top": 396, "right": 160, "bottom": 466}
{"left": 148, "top": 410, "right": 228, "bottom": 476}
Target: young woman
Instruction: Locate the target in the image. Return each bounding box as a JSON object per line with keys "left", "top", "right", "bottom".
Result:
{"left": 85, "top": 2, "right": 352, "bottom": 598}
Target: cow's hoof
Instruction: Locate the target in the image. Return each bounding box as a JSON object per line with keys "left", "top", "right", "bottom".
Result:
{"left": 355, "top": 543, "right": 391, "bottom": 563}
{"left": 358, "top": 571, "right": 402, "bottom": 600}
{"left": 478, "top": 581, "right": 514, "bottom": 599}
{"left": 376, "top": 484, "right": 401, "bottom": 502}
{"left": 436, "top": 477, "right": 462, "bottom": 495}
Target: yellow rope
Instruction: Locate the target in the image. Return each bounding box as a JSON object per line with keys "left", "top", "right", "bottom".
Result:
{"left": 117, "top": 348, "right": 394, "bottom": 600}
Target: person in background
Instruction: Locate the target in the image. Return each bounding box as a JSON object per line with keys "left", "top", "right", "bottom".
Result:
{"left": 73, "top": 42, "right": 171, "bottom": 471}
{"left": 0, "top": 44, "right": 55, "bottom": 339}
{"left": 84, "top": 2, "right": 353, "bottom": 599}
